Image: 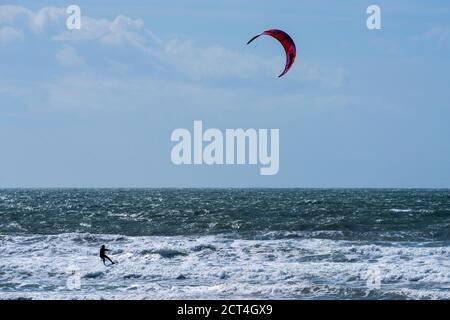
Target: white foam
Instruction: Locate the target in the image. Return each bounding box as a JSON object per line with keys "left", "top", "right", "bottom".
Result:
{"left": 389, "top": 209, "right": 412, "bottom": 213}
{"left": 0, "top": 233, "right": 449, "bottom": 300}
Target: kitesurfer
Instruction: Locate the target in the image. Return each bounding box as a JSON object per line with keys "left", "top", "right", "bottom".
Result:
{"left": 100, "top": 245, "right": 115, "bottom": 265}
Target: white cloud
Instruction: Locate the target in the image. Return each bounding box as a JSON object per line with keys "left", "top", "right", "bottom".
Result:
{"left": 30, "top": 73, "right": 257, "bottom": 115}
{"left": 425, "top": 27, "right": 450, "bottom": 48}
{"left": 159, "top": 38, "right": 276, "bottom": 80}
{"left": 0, "top": 5, "right": 65, "bottom": 33}
{"left": 55, "top": 14, "right": 273, "bottom": 80}
{"left": 0, "top": 26, "right": 23, "bottom": 43}
{"left": 312, "top": 94, "right": 359, "bottom": 109}
{"left": 28, "top": 6, "right": 66, "bottom": 33}
{"left": 0, "top": 5, "right": 29, "bottom": 24}
{"left": 297, "top": 63, "right": 347, "bottom": 88}
{"left": 0, "top": 5, "right": 348, "bottom": 88}
{"left": 55, "top": 45, "right": 86, "bottom": 67}
{"left": 54, "top": 14, "right": 160, "bottom": 49}
{"left": 0, "top": 5, "right": 157, "bottom": 46}
{"left": 411, "top": 26, "right": 450, "bottom": 49}
{"left": 0, "top": 1, "right": 346, "bottom": 119}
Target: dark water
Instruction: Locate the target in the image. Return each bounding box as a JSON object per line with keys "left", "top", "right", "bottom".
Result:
{"left": 1, "top": 189, "right": 450, "bottom": 300}
{"left": 1, "top": 189, "right": 450, "bottom": 241}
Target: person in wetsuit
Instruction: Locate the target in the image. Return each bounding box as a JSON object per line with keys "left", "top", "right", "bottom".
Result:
{"left": 100, "top": 245, "right": 115, "bottom": 265}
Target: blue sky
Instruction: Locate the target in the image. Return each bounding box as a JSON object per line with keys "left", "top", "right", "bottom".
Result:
{"left": 1, "top": 0, "right": 449, "bottom": 187}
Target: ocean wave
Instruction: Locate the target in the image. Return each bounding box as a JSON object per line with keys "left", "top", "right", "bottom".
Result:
{"left": 83, "top": 271, "right": 105, "bottom": 279}
{"left": 0, "top": 232, "right": 449, "bottom": 299}
{"left": 144, "top": 249, "right": 187, "bottom": 259}
{"left": 389, "top": 208, "right": 412, "bottom": 213}
{"left": 2, "top": 189, "right": 450, "bottom": 241}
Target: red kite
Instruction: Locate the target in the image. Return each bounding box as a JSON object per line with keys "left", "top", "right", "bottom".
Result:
{"left": 247, "top": 29, "right": 296, "bottom": 78}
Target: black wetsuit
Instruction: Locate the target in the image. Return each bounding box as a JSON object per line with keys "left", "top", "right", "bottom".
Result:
{"left": 100, "top": 246, "right": 114, "bottom": 265}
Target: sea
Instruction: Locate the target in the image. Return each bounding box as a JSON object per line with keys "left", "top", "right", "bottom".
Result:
{"left": 0, "top": 188, "right": 449, "bottom": 300}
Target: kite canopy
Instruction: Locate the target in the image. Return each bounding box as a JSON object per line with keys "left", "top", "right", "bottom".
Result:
{"left": 247, "top": 29, "right": 296, "bottom": 78}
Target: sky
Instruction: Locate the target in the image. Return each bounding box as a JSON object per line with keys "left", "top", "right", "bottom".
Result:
{"left": 0, "top": 0, "right": 449, "bottom": 188}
